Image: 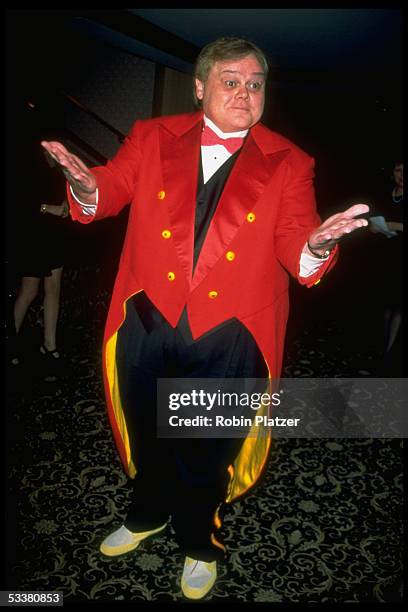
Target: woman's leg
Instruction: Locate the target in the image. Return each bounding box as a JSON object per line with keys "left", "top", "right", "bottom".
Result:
{"left": 385, "top": 309, "right": 402, "bottom": 353}
{"left": 14, "top": 276, "right": 40, "bottom": 333}
{"left": 43, "top": 267, "right": 63, "bottom": 352}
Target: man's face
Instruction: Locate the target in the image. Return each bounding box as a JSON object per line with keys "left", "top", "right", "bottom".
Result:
{"left": 195, "top": 54, "right": 266, "bottom": 133}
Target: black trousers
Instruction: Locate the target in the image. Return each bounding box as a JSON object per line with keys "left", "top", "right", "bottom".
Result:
{"left": 116, "top": 294, "right": 267, "bottom": 561}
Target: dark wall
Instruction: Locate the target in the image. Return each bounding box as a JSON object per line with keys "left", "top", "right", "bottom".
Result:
{"left": 264, "top": 77, "right": 402, "bottom": 215}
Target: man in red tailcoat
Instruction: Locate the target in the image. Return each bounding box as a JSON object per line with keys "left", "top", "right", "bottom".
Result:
{"left": 42, "top": 37, "right": 369, "bottom": 599}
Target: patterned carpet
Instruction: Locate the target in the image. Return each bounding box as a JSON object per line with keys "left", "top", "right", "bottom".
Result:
{"left": 4, "top": 266, "right": 404, "bottom": 604}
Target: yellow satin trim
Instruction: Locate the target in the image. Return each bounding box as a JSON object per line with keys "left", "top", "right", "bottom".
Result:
{"left": 214, "top": 505, "right": 222, "bottom": 529}
{"left": 211, "top": 533, "right": 226, "bottom": 552}
{"left": 105, "top": 291, "right": 143, "bottom": 479}
{"left": 226, "top": 369, "right": 273, "bottom": 503}
{"left": 105, "top": 332, "right": 136, "bottom": 477}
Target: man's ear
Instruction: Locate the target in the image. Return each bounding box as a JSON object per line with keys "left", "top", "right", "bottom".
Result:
{"left": 195, "top": 78, "right": 204, "bottom": 101}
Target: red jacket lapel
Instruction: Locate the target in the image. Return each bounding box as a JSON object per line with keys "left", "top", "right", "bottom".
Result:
{"left": 192, "top": 128, "right": 290, "bottom": 290}
{"left": 159, "top": 113, "right": 203, "bottom": 283}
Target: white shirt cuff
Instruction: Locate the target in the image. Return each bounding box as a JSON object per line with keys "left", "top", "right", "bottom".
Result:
{"left": 299, "top": 250, "right": 328, "bottom": 277}
{"left": 70, "top": 185, "right": 98, "bottom": 216}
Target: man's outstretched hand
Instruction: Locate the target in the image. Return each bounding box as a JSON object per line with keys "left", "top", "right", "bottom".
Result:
{"left": 41, "top": 141, "right": 97, "bottom": 205}
{"left": 308, "top": 203, "right": 370, "bottom": 256}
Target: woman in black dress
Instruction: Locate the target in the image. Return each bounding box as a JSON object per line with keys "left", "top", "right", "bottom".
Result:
{"left": 369, "top": 160, "right": 403, "bottom": 374}
{"left": 8, "top": 99, "right": 70, "bottom": 375}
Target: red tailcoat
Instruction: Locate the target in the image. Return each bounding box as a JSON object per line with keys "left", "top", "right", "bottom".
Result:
{"left": 68, "top": 111, "right": 337, "bottom": 500}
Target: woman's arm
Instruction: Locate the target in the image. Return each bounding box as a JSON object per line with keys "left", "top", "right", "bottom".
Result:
{"left": 40, "top": 199, "right": 69, "bottom": 218}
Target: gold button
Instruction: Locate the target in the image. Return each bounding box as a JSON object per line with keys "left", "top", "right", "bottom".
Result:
{"left": 167, "top": 272, "right": 175, "bottom": 281}
{"left": 208, "top": 290, "right": 218, "bottom": 299}
{"left": 225, "top": 251, "right": 235, "bottom": 261}
{"left": 157, "top": 190, "right": 166, "bottom": 200}
{"left": 246, "top": 212, "right": 256, "bottom": 223}
{"left": 162, "top": 230, "right": 171, "bottom": 239}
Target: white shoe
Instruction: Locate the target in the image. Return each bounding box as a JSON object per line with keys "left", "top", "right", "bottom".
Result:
{"left": 100, "top": 523, "right": 166, "bottom": 557}
{"left": 181, "top": 556, "right": 217, "bottom": 599}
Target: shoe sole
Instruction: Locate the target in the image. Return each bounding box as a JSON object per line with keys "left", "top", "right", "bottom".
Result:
{"left": 100, "top": 523, "right": 167, "bottom": 557}
{"left": 181, "top": 572, "right": 217, "bottom": 600}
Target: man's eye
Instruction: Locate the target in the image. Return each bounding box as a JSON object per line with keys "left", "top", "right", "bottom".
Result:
{"left": 248, "top": 82, "right": 263, "bottom": 91}
{"left": 225, "top": 80, "right": 237, "bottom": 88}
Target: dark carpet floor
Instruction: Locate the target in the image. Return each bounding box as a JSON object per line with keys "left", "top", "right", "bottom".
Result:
{"left": 4, "top": 266, "right": 404, "bottom": 605}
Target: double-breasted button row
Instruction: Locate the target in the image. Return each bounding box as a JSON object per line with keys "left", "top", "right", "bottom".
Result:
{"left": 209, "top": 249, "right": 237, "bottom": 298}
{"left": 166, "top": 274, "right": 217, "bottom": 299}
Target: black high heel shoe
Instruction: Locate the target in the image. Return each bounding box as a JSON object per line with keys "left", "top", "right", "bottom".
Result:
{"left": 39, "top": 345, "right": 62, "bottom": 381}
{"left": 40, "top": 345, "right": 60, "bottom": 359}
{"left": 7, "top": 333, "right": 23, "bottom": 367}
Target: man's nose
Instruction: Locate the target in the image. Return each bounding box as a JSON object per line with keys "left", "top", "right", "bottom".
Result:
{"left": 235, "top": 83, "right": 249, "bottom": 98}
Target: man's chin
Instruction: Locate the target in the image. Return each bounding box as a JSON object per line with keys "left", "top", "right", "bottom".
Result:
{"left": 230, "top": 110, "right": 261, "bottom": 128}
{"left": 228, "top": 117, "right": 254, "bottom": 131}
